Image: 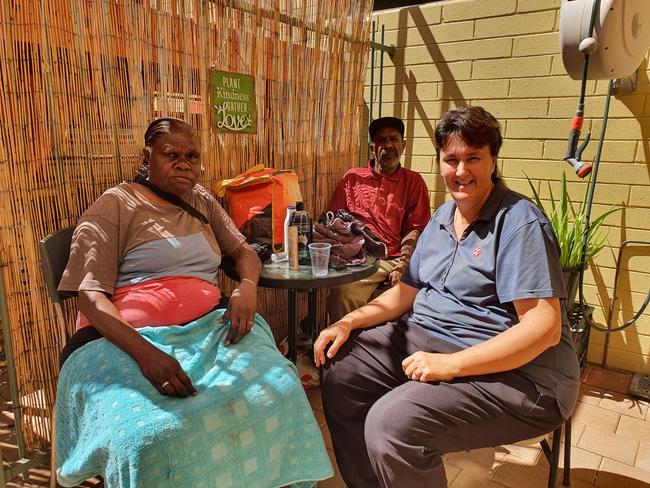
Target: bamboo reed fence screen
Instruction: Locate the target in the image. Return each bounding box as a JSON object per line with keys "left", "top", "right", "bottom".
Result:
{"left": 0, "top": 0, "right": 372, "bottom": 452}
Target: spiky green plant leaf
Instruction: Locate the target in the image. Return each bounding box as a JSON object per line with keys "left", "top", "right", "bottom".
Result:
{"left": 524, "top": 171, "right": 620, "bottom": 270}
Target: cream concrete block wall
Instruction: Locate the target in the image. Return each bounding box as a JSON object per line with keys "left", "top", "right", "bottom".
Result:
{"left": 367, "top": 0, "right": 650, "bottom": 374}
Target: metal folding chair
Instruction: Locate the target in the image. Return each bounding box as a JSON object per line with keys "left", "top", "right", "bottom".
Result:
{"left": 542, "top": 417, "right": 572, "bottom": 487}
{"left": 519, "top": 417, "right": 571, "bottom": 487}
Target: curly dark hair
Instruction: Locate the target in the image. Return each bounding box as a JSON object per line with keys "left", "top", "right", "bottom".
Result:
{"left": 134, "top": 117, "right": 198, "bottom": 183}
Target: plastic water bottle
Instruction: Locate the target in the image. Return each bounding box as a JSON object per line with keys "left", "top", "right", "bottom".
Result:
{"left": 284, "top": 204, "right": 296, "bottom": 254}
{"left": 290, "top": 202, "right": 312, "bottom": 265}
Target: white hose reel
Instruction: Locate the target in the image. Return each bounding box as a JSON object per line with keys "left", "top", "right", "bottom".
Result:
{"left": 560, "top": 0, "right": 650, "bottom": 81}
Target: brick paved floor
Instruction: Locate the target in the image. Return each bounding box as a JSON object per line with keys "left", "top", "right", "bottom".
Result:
{"left": 310, "top": 365, "right": 650, "bottom": 488}
{"left": 2, "top": 365, "right": 649, "bottom": 487}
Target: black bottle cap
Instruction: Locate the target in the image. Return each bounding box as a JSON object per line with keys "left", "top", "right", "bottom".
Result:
{"left": 296, "top": 201, "right": 305, "bottom": 211}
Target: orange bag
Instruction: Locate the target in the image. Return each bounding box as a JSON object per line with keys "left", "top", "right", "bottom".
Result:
{"left": 215, "top": 165, "right": 303, "bottom": 252}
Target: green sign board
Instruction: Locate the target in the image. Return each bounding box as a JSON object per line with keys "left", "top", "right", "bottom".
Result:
{"left": 210, "top": 70, "right": 256, "bottom": 134}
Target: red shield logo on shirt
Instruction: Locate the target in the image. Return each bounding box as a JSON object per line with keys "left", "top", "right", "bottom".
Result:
{"left": 473, "top": 246, "right": 481, "bottom": 258}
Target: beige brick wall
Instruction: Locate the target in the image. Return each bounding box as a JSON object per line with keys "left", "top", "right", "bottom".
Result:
{"left": 368, "top": 0, "right": 650, "bottom": 374}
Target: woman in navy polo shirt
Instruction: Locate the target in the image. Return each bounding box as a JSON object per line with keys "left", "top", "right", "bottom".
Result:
{"left": 314, "top": 106, "right": 580, "bottom": 488}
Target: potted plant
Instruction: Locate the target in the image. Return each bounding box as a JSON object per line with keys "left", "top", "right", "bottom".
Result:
{"left": 525, "top": 171, "right": 620, "bottom": 311}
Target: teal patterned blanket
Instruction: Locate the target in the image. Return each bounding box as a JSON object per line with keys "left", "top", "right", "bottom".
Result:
{"left": 56, "top": 309, "right": 333, "bottom": 487}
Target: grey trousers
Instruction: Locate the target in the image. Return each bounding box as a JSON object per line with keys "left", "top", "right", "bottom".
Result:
{"left": 320, "top": 321, "right": 565, "bottom": 488}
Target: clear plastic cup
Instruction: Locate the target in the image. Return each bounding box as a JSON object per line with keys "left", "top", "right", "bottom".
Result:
{"left": 308, "top": 243, "right": 331, "bottom": 276}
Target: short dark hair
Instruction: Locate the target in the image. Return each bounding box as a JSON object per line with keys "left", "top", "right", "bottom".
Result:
{"left": 434, "top": 106, "right": 502, "bottom": 164}
{"left": 368, "top": 116, "right": 405, "bottom": 140}
{"left": 135, "top": 117, "right": 197, "bottom": 183}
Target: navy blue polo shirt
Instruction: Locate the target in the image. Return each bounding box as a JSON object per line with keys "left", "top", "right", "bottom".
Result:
{"left": 402, "top": 182, "right": 580, "bottom": 416}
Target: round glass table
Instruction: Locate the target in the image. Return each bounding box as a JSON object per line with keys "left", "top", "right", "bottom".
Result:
{"left": 222, "top": 257, "right": 379, "bottom": 362}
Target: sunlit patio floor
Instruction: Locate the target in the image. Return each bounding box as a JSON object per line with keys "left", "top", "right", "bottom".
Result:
{"left": 1, "top": 365, "right": 649, "bottom": 487}
{"left": 307, "top": 364, "right": 650, "bottom": 488}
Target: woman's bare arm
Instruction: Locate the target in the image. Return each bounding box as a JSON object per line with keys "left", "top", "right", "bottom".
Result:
{"left": 78, "top": 290, "right": 196, "bottom": 397}
{"left": 221, "top": 243, "right": 262, "bottom": 344}
{"left": 313, "top": 282, "right": 419, "bottom": 366}
{"left": 402, "top": 297, "right": 562, "bottom": 381}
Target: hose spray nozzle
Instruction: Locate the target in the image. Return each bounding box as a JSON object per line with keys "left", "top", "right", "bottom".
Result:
{"left": 563, "top": 115, "right": 593, "bottom": 178}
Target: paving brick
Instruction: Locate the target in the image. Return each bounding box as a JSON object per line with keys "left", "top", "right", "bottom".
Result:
{"left": 443, "top": 461, "right": 462, "bottom": 485}
{"left": 638, "top": 443, "right": 650, "bottom": 472}
{"left": 578, "top": 426, "right": 639, "bottom": 465}
{"left": 572, "top": 401, "right": 621, "bottom": 434}
{"left": 569, "top": 421, "right": 588, "bottom": 446}
{"left": 597, "top": 392, "right": 648, "bottom": 420}
{"left": 443, "top": 446, "right": 507, "bottom": 475}
{"left": 596, "top": 458, "right": 650, "bottom": 487}
{"left": 557, "top": 444, "right": 602, "bottom": 484}
{"left": 448, "top": 469, "right": 505, "bottom": 488}
{"left": 579, "top": 383, "right": 607, "bottom": 406}
{"left": 617, "top": 416, "right": 650, "bottom": 444}
{"left": 568, "top": 478, "right": 608, "bottom": 488}
{"left": 501, "top": 441, "right": 544, "bottom": 463}
{"left": 490, "top": 452, "right": 553, "bottom": 488}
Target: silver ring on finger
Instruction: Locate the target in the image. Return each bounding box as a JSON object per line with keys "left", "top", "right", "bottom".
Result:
{"left": 161, "top": 380, "right": 171, "bottom": 389}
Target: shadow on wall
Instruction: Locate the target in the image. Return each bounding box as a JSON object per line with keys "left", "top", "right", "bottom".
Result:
{"left": 589, "top": 61, "right": 650, "bottom": 368}
{"left": 618, "top": 58, "right": 650, "bottom": 175}
{"left": 391, "top": 6, "right": 465, "bottom": 209}
{"left": 592, "top": 240, "right": 650, "bottom": 368}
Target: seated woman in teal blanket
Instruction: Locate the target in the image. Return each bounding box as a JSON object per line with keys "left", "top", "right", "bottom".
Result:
{"left": 56, "top": 117, "right": 332, "bottom": 487}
